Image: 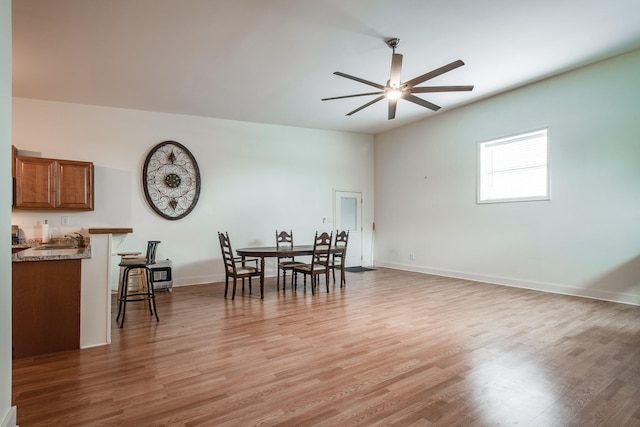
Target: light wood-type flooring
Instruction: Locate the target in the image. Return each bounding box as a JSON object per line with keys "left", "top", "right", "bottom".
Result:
{"left": 12, "top": 268, "right": 640, "bottom": 426}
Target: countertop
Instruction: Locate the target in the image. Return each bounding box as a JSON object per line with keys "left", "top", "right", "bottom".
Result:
{"left": 11, "top": 227, "right": 131, "bottom": 262}
{"left": 12, "top": 245, "right": 92, "bottom": 263}
{"left": 88, "top": 227, "right": 133, "bottom": 234}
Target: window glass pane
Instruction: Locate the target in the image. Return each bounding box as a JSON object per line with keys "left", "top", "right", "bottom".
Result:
{"left": 489, "top": 138, "right": 547, "bottom": 171}
{"left": 478, "top": 129, "right": 549, "bottom": 203}
{"left": 340, "top": 197, "right": 357, "bottom": 230}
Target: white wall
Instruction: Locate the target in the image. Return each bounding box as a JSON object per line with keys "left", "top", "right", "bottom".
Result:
{"left": 374, "top": 48, "right": 640, "bottom": 305}
{"left": 0, "top": 1, "right": 16, "bottom": 425}
{"left": 12, "top": 100, "right": 375, "bottom": 287}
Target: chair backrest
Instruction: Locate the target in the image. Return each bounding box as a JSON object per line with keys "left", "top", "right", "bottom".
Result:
{"left": 334, "top": 230, "right": 349, "bottom": 257}
{"left": 146, "top": 240, "right": 161, "bottom": 264}
{"left": 276, "top": 230, "right": 294, "bottom": 249}
{"left": 311, "top": 231, "right": 333, "bottom": 267}
{"left": 218, "top": 232, "right": 236, "bottom": 274}
{"left": 276, "top": 230, "right": 294, "bottom": 260}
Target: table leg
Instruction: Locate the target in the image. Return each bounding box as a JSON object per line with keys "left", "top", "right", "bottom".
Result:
{"left": 260, "top": 256, "right": 265, "bottom": 299}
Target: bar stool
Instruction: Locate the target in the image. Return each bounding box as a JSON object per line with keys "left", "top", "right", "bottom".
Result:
{"left": 116, "top": 241, "right": 161, "bottom": 328}
{"left": 116, "top": 251, "right": 145, "bottom": 307}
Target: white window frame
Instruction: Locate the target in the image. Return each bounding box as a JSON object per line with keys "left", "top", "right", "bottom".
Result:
{"left": 477, "top": 128, "right": 550, "bottom": 204}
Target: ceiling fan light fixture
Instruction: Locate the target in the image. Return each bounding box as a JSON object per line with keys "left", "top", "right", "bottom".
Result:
{"left": 385, "top": 88, "right": 402, "bottom": 100}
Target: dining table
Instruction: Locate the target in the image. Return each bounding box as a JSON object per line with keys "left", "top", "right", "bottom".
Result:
{"left": 235, "top": 245, "right": 342, "bottom": 298}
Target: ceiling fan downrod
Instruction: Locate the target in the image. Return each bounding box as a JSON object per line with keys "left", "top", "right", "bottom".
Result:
{"left": 385, "top": 37, "right": 400, "bottom": 53}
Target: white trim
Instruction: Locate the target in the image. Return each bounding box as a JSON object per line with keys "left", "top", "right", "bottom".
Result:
{"left": 375, "top": 261, "right": 640, "bottom": 307}
{"left": 123, "top": 264, "right": 640, "bottom": 307}
{"left": 0, "top": 406, "right": 17, "bottom": 427}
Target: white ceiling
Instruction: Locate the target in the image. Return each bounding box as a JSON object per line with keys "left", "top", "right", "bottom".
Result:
{"left": 12, "top": 0, "right": 640, "bottom": 135}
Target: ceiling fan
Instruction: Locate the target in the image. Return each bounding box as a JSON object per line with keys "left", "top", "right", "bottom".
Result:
{"left": 322, "top": 38, "right": 474, "bottom": 120}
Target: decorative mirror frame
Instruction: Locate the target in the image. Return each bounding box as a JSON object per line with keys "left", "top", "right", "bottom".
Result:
{"left": 142, "top": 140, "right": 201, "bottom": 220}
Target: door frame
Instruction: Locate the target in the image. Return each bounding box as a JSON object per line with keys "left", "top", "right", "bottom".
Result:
{"left": 333, "top": 190, "right": 363, "bottom": 267}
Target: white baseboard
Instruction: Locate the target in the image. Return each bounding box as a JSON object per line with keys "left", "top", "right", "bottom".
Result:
{"left": 375, "top": 261, "right": 640, "bottom": 306}
{"left": 0, "top": 406, "right": 17, "bottom": 427}
{"left": 173, "top": 272, "right": 279, "bottom": 288}
{"left": 173, "top": 274, "right": 221, "bottom": 287}
{"left": 151, "top": 264, "right": 640, "bottom": 306}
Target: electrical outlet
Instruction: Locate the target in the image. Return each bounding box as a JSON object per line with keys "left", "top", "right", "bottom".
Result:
{"left": 61, "top": 216, "right": 70, "bottom": 225}
{"left": 410, "top": 252, "right": 415, "bottom": 260}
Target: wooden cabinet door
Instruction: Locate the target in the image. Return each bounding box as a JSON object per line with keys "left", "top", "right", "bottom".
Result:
{"left": 12, "top": 259, "right": 81, "bottom": 359}
{"left": 56, "top": 159, "right": 94, "bottom": 210}
{"left": 14, "top": 156, "right": 56, "bottom": 209}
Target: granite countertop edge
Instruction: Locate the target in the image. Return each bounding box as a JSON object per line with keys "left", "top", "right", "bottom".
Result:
{"left": 12, "top": 246, "right": 92, "bottom": 263}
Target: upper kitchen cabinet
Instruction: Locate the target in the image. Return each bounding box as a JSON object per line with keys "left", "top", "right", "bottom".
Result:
{"left": 55, "top": 159, "right": 94, "bottom": 210}
{"left": 14, "top": 155, "right": 94, "bottom": 211}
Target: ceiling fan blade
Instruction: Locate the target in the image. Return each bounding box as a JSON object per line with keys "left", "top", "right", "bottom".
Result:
{"left": 388, "top": 98, "right": 398, "bottom": 120}
{"left": 322, "top": 91, "right": 384, "bottom": 101}
{"left": 346, "top": 95, "right": 385, "bottom": 116}
{"left": 404, "top": 94, "right": 441, "bottom": 111}
{"left": 389, "top": 53, "right": 403, "bottom": 87}
{"left": 403, "top": 60, "right": 465, "bottom": 88}
{"left": 411, "top": 85, "right": 474, "bottom": 93}
{"left": 334, "top": 72, "right": 386, "bottom": 90}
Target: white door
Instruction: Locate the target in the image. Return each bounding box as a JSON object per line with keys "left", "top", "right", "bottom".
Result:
{"left": 334, "top": 191, "right": 362, "bottom": 267}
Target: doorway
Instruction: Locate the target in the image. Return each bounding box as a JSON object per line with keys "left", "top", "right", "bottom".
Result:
{"left": 334, "top": 190, "right": 362, "bottom": 267}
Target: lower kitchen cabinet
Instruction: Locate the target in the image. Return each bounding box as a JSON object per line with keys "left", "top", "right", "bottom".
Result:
{"left": 12, "top": 259, "right": 81, "bottom": 359}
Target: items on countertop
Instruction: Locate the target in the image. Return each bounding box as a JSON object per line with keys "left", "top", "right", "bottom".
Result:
{"left": 42, "top": 220, "right": 49, "bottom": 243}
{"left": 11, "top": 224, "right": 19, "bottom": 244}
{"left": 11, "top": 228, "right": 92, "bottom": 262}
{"left": 11, "top": 227, "right": 91, "bottom": 248}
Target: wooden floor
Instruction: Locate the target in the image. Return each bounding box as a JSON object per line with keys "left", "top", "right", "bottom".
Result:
{"left": 12, "top": 268, "right": 640, "bottom": 426}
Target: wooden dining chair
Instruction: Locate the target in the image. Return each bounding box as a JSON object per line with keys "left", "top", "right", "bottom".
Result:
{"left": 218, "top": 232, "right": 262, "bottom": 300}
{"left": 293, "top": 231, "right": 333, "bottom": 295}
{"left": 276, "top": 230, "right": 304, "bottom": 290}
{"left": 328, "top": 230, "right": 349, "bottom": 287}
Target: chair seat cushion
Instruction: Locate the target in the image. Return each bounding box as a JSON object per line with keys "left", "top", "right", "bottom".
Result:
{"left": 279, "top": 261, "right": 305, "bottom": 268}
{"left": 119, "top": 259, "right": 149, "bottom": 267}
{"left": 235, "top": 266, "right": 258, "bottom": 274}
{"left": 294, "top": 264, "right": 326, "bottom": 273}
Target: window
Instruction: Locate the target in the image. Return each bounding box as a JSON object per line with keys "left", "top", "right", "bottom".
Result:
{"left": 478, "top": 128, "right": 549, "bottom": 203}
